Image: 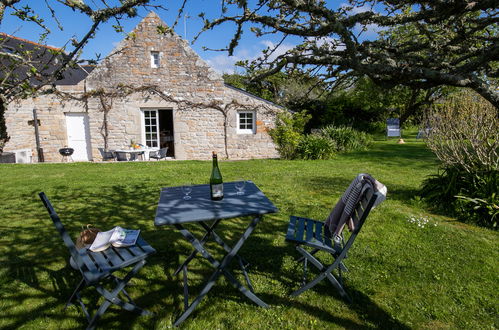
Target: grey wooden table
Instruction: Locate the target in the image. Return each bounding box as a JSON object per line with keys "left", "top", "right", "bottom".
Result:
{"left": 155, "top": 181, "right": 278, "bottom": 326}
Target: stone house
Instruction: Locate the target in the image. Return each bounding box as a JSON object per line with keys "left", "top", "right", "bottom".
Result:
{"left": 3, "top": 12, "right": 282, "bottom": 162}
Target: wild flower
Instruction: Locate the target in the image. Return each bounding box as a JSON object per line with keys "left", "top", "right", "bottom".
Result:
{"left": 407, "top": 215, "right": 437, "bottom": 228}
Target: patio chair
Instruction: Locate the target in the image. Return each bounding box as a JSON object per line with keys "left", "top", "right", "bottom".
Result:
{"left": 386, "top": 118, "right": 401, "bottom": 138}
{"left": 38, "top": 192, "right": 156, "bottom": 330}
{"left": 149, "top": 147, "right": 168, "bottom": 161}
{"left": 285, "top": 174, "right": 386, "bottom": 301}
{"left": 115, "top": 151, "right": 129, "bottom": 161}
{"left": 98, "top": 148, "right": 115, "bottom": 161}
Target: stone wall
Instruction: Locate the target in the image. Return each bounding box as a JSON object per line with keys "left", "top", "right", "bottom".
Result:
{"left": 3, "top": 11, "right": 282, "bottom": 162}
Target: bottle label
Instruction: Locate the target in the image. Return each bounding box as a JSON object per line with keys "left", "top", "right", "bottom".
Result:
{"left": 212, "top": 183, "right": 223, "bottom": 198}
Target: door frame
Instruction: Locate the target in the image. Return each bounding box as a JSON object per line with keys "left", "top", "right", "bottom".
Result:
{"left": 140, "top": 108, "right": 174, "bottom": 156}
{"left": 65, "top": 112, "right": 92, "bottom": 161}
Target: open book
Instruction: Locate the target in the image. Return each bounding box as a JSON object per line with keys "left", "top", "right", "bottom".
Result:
{"left": 89, "top": 226, "right": 140, "bottom": 252}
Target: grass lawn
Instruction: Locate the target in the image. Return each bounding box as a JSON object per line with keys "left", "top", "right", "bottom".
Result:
{"left": 0, "top": 137, "right": 497, "bottom": 329}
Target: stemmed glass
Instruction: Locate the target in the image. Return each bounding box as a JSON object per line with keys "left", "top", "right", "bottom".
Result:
{"left": 181, "top": 185, "right": 192, "bottom": 200}
{"left": 235, "top": 180, "right": 246, "bottom": 195}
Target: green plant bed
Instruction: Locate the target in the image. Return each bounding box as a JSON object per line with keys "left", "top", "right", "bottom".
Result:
{"left": 0, "top": 141, "right": 497, "bottom": 329}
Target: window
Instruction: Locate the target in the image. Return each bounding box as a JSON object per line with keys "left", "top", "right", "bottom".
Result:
{"left": 237, "top": 111, "right": 256, "bottom": 134}
{"left": 150, "top": 51, "right": 160, "bottom": 68}
{"left": 143, "top": 110, "right": 159, "bottom": 147}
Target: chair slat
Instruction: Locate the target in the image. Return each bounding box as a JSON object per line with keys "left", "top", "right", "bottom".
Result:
{"left": 305, "top": 219, "right": 314, "bottom": 242}
{"left": 79, "top": 252, "right": 101, "bottom": 274}
{"left": 100, "top": 248, "right": 126, "bottom": 267}
{"left": 296, "top": 217, "right": 306, "bottom": 241}
{"left": 89, "top": 251, "right": 113, "bottom": 270}
{"left": 314, "top": 221, "right": 323, "bottom": 243}
{"left": 111, "top": 246, "right": 135, "bottom": 261}
{"left": 286, "top": 216, "right": 298, "bottom": 240}
{"left": 136, "top": 237, "right": 156, "bottom": 255}
{"left": 127, "top": 241, "right": 154, "bottom": 257}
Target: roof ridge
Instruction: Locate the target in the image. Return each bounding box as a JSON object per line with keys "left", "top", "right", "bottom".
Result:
{"left": 0, "top": 32, "right": 62, "bottom": 52}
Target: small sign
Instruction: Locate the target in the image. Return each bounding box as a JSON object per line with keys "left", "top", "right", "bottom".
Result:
{"left": 28, "top": 119, "right": 41, "bottom": 126}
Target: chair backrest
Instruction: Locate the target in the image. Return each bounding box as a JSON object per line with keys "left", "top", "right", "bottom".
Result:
{"left": 98, "top": 148, "right": 114, "bottom": 160}
{"left": 386, "top": 118, "right": 400, "bottom": 128}
{"left": 159, "top": 147, "right": 168, "bottom": 158}
{"left": 336, "top": 186, "right": 381, "bottom": 257}
{"left": 38, "top": 192, "right": 87, "bottom": 271}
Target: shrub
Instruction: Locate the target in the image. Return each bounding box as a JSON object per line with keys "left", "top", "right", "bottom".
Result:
{"left": 421, "top": 91, "right": 499, "bottom": 228}
{"left": 269, "top": 111, "right": 311, "bottom": 159}
{"left": 320, "top": 125, "right": 373, "bottom": 152}
{"left": 421, "top": 167, "right": 498, "bottom": 228}
{"left": 296, "top": 134, "right": 336, "bottom": 160}
{"left": 424, "top": 91, "right": 498, "bottom": 173}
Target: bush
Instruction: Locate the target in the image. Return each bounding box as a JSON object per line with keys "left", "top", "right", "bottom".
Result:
{"left": 320, "top": 125, "right": 373, "bottom": 152}
{"left": 421, "top": 167, "right": 498, "bottom": 228}
{"left": 420, "top": 91, "right": 498, "bottom": 229}
{"left": 424, "top": 91, "right": 498, "bottom": 172}
{"left": 296, "top": 134, "right": 336, "bottom": 160}
{"left": 269, "top": 111, "right": 311, "bottom": 159}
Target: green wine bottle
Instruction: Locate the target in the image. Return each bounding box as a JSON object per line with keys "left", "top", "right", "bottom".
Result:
{"left": 210, "top": 151, "right": 224, "bottom": 200}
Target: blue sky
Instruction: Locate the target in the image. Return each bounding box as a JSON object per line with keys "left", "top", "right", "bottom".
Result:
{"left": 1, "top": 1, "right": 382, "bottom": 74}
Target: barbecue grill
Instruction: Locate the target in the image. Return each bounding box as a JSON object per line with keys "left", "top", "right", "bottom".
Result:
{"left": 59, "top": 147, "right": 74, "bottom": 162}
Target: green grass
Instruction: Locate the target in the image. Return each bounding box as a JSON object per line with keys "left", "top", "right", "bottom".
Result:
{"left": 0, "top": 138, "right": 497, "bottom": 329}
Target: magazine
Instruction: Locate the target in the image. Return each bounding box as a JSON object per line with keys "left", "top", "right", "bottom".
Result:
{"left": 89, "top": 226, "right": 140, "bottom": 252}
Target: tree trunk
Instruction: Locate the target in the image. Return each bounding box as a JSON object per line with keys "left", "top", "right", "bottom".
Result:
{"left": 0, "top": 95, "right": 10, "bottom": 153}
{"left": 470, "top": 80, "right": 499, "bottom": 111}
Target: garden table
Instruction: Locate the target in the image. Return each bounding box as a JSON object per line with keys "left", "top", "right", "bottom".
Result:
{"left": 154, "top": 181, "right": 278, "bottom": 326}
{"left": 114, "top": 148, "right": 151, "bottom": 161}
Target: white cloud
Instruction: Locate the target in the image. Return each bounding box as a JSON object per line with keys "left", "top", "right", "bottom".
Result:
{"left": 205, "top": 54, "right": 241, "bottom": 74}
{"left": 260, "top": 40, "right": 296, "bottom": 61}
{"left": 205, "top": 39, "right": 297, "bottom": 74}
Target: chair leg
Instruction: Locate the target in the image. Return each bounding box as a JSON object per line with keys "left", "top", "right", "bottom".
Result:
{"left": 87, "top": 260, "right": 152, "bottom": 329}
{"left": 65, "top": 278, "right": 86, "bottom": 308}
{"left": 291, "top": 246, "right": 351, "bottom": 301}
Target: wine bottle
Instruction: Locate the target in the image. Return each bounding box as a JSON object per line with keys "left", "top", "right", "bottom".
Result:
{"left": 210, "top": 151, "right": 224, "bottom": 200}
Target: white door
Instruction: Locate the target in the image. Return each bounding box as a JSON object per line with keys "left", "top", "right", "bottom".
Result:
{"left": 65, "top": 113, "right": 91, "bottom": 161}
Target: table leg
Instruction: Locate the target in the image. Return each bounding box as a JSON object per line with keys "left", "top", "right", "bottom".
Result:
{"left": 173, "top": 215, "right": 268, "bottom": 326}
{"left": 199, "top": 221, "right": 251, "bottom": 269}
{"left": 173, "top": 219, "right": 222, "bottom": 276}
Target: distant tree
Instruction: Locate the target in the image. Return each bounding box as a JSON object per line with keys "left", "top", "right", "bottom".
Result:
{"left": 0, "top": 0, "right": 159, "bottom": 151}
{"left": 224, "top": 70, "right": 326, "bottom": 105}
{"left": 197, "top": 1, "right": 498, "bottom": 110}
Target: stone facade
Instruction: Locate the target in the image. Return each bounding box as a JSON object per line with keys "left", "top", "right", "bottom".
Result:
{"left": 4, "top": 12, "right": 282, "bottom": 162}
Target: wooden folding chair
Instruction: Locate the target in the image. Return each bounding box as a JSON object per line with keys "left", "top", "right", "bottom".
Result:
{"left": 285, "top": 184, "right": 382, "bottom": 301}
{"left": 38, "top": 192, "right": 156, "bottom": 330}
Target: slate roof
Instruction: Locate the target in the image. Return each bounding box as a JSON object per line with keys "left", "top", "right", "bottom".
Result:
{"left": 0, "top": 33, "right": 90, "bottom": 86}
{"left": 224, "top": 83, "right": 285, "bottom": 109}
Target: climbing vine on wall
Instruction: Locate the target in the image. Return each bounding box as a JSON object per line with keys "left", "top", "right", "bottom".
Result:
{"left": 55, "top": 84, "right": 278, "bottom": 159}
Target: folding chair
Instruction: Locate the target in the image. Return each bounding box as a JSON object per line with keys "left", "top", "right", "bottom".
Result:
{"left": 149, "top": 147, "right": 168, "bottom": 160}
{"left": 285, "top": 179, "right": 383, "bottom": 302}
{"left": 38, "top": 192, "right": 156, "bottom": 330}
{"left": 98, "top": 148, "right": 115, "bottom": 161}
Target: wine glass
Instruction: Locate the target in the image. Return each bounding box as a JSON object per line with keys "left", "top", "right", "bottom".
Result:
{"left": 235, "top": 180, "right": 246, "bottom": 195}
{"left": 181, "top": 185, "right": 192, "bottom": 200}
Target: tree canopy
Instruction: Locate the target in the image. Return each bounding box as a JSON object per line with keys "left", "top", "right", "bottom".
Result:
{"left": 198, "top": 0, "right": 498, "bottom": 108}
